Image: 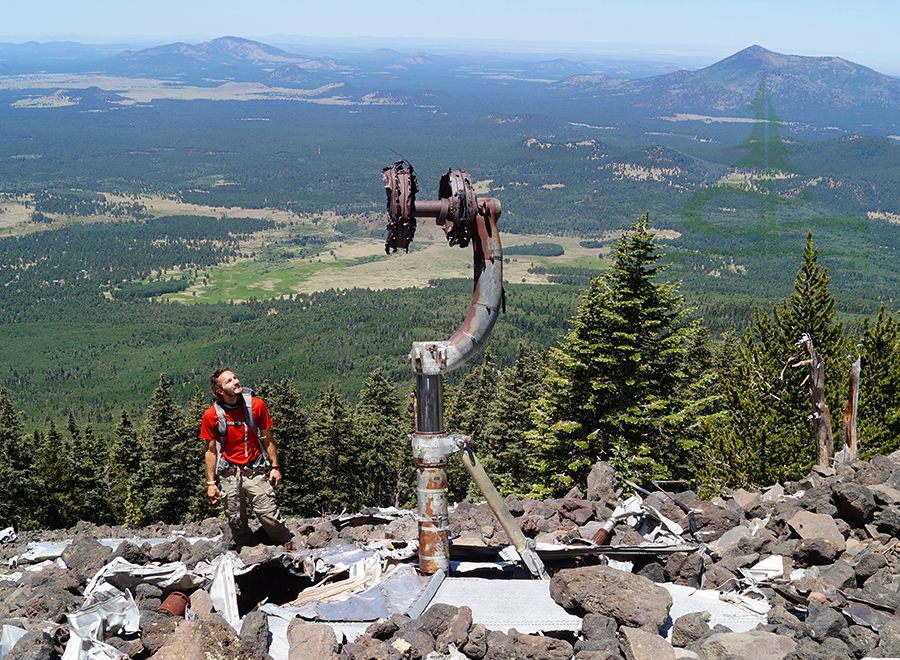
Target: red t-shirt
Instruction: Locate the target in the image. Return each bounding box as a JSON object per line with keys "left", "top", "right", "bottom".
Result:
{"left": 200, "top": 397, "right": 273, "bottom": 466}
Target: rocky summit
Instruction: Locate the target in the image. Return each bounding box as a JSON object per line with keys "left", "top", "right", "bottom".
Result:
{"left": 5, "top": 452, "right": 900, "bottom": 660}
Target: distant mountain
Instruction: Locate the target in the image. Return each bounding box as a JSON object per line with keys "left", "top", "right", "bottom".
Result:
{"left": 262, "top": 64, "right": 316, "bottom": 84}
{"left": 105, "top": 36, "right": 338, "bottom": 74}
{"left": 0, "top": 41, "right": 107, "bottom": 64}
{"left": 532, "top": 59, "right": 589, "bottom": 75}
{"left": 551, "top": 45, "right": 900, "bottom": 120}
{"left": 17, "top": 86, "right": 127, "bottom": 109}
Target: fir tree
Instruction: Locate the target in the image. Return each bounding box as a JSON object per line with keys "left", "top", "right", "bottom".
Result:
{"left": 528, "top": 214, "right": 700, "bottom": 497}
{"left": 0, "top": 389, "right": 32, "bottom": 529}
{"left": 184, "top": 385, "right": 217, "bottom": 522}
{"left": 858, "top": 306, "right": 900, "bottom": 457}
{"left": 480, "top": 343, "right": 547, "bottom": 497}
{"left": 353, "top": 369, "right": 404, "bottom": 509}
{"left": 109, "top": 411, "right": 141, "bottom": 526}
{"left": 33, "top": 421, "right": 72, "bottom": 529}
{"left": 135, "top": 375, "right": 192, "bottom": 525}
{"left": 708, "top": 232, "right": 849, "bottom": 487}
{"left": 256, "top": 378, "right": 309, "bottom": 516}
{"left": 69, "top": 421, "right": 113, "bottom": 524}
{"left": 444, "top": 348, "right": 498, "bottom": 502}
{"left": 305, "top": 385, "right": 356, "bottom": 514}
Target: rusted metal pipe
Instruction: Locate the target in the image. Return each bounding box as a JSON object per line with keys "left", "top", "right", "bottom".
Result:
{"left": 409, "top": 196, "right": 502, "bottom": 377}
{"left": 383, "top": 162, "right": 506, "bottom": 576}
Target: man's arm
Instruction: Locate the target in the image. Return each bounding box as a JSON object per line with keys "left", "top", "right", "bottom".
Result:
{"left": 205, "top": 436, "right": 222, "bottom": 504}
{"left": 259, "top": 428, "right": 282, "bottom": 486}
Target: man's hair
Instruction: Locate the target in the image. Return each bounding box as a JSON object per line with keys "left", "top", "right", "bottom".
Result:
{"left": 210, "top": 367, "right": 233, "bottom": 401}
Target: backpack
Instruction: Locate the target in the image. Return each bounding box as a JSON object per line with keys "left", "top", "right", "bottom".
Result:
{"left": 213, "top": 388, "right": 268, "bottom": 471}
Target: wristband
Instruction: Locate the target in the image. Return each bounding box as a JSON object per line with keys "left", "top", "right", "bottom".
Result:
{"left": 207, "top": 481, "right": 216, "bottom": 486}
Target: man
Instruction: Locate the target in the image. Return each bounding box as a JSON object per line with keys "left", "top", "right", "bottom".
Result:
{"left": 201, "top": 367, "right": 293, "bottom": 549}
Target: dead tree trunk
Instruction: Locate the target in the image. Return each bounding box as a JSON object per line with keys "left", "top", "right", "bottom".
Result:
{"left": 784, "top": 333, "right": 833, "bottom": 468}
{"left": 838, "top": 357, "right": 861, "bottom": 463}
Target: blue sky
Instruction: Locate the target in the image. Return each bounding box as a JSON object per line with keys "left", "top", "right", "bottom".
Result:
{"left": 3, "top": 0, "right": 900, "bottom": 74}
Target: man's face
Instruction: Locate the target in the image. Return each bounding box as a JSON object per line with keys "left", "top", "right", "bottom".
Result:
{"left": 215, "top": 370, "right": 242, "bottom": 400}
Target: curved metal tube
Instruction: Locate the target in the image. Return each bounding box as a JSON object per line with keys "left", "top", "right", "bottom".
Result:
{"left": 409, "top": 198, "right": 503, "bottom": 376}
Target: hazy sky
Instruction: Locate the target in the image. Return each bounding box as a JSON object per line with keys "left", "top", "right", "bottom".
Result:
{"left": 3, "top": 0, "right": 900, "bottom": 74}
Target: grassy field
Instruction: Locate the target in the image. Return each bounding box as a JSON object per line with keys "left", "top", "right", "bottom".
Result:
{"left": 0, "top": 193, "right": 651, "bottom": 301}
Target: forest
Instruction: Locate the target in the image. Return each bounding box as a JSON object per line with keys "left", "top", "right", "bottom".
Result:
{"left": 3, "top": 67, "right": 900, "bottom": 530}
{"left": 2, "top": 218, "right": 900, "bottom": 532}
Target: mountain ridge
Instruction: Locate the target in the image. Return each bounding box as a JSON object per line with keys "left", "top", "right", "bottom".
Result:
{"left": 550, "top": 45, "right": 900, "bottom": 118}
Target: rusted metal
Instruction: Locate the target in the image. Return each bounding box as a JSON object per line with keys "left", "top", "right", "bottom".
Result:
{"left": 383, "top": 162, "right": 506, "bottom": 575}
{"left": 409, "top": 196, "right": 503, "bottom": 376}
{"left": 382, "top": 160, "right": 419, "bottom": 253}
{"left": 410, "top": 433, "right": 464, "bottom": 574}
{"left": 157, "top": 591, "right": 189, "bottom": 617}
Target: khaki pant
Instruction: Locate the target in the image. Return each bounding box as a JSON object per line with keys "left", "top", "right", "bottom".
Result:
{"left": 218, "top": 467, "right": 291, "bottom": 546}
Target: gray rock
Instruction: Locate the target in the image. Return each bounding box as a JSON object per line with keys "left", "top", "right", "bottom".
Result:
{"left": 801, "top": 602, "right": 847, "bottom": 643}
{"left": 793, "top": 538, "right": 841, "bottom": 567}
{"left": 511, "top": 629, "right": 574, "bottom": 660}
{"left": 240, "top": 610, "right": 270, "bottom": 654}
{"left": 581, "top": 613, "right": 619, "bottom": 641}
{"left": 697, "top": 630, "right": 797, "bottom": 660}
{"left": 394, "top": 628, "right": 436, "bottom": 660}
{"left": 7, "top": 631, "right": 55, "bottom": 660}
{"left": 503, "top": 495, "right": 524, "bottom": 517}
{"left": 874, "top": 613, "right": 900, "bottom": 657}
{"left": 833, "top": 483, "right": 876, "bottom": 524}
{"left": 853, "top": 551, "right": 887, "bottom": 584}
{"left": 463, "top": 623, "right": 488, "bottom": 659}
{"left": 767, "top": 606, "right": 800, "bottom": 628}
{"left": 844, "top": 624, "right": 879, "bottom": 659}
{"left": 484, "top": 630, "right": 516, "bottom": 660}
{"left": 807, "top": 560, "right": 856, "bottom": 592}
{"left": 868, "top": 484, "right": 900, "bottom": 506}
{"left": 421, "top": 603, "right": 461, "bottom": 639}
{"left": 786, "top": 511, "right": 846, "bottom": 553}
{"left": 550, "top": 565, "right": 672, "bottom": 633}
{"left": 618, "top": 626, "right": 676, "bottom": 660}
{"left": 60, "top": 536, "right": 112, "bottom": 584}
{"left": 111, "top": 539, "right": 151, "bottom": 565}
{"left": 586, "top": 461, "right": 619, "bottom": 507}
{"left": 153, "top": 613, "right": 272, "bottom": 660}
{"left": 189, "top": 588, "right": 215, "bottom": 616}
{"left": 434, "top": 605, "right": 472, "bottom": 654}
{"left": 876, "top": 505, "right": 900, "bottom": 535}
{"left": 664, "top": 553, "right": 704, "bottom": 588}
{"left": 701, "top": 564, "right": 736, "bottom": 590}
{"left": 287, "top": 619, "right": 339, "bottom": 660}
{"left": 671, "top": 611, "right": 711, "bottom": 648}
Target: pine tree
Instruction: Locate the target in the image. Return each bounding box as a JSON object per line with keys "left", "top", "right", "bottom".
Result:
{"left": 444, "top": 348, "right": 498, "bottom": 502}
{"left": 528, "top": 215, "right": 700, "bottom": 497}
{"left": 135, "top": 375, "right": 192, "bottom": 525}
{"left": 0, "top": 389, "right": 33, "bottom": 529}
{"left": 69, "top": 421, "right": 113, "bottom": 524}
{"left": 184, "top": 385, "right": 217, "bottom": 522}
{"left": 33, "top": 421, "right": 72, "bottom": 529}
{"left": 256, "top": 378, "right": 309, "bottom": 516}
{"left": 858, "top": 306, "right": 900, "bottom": 458}
{"left": 109, "top": 411, "right": 141, "bottom": 526}
{"left": 480, "top": 343, "right": 547, "bottom": 497}
{"left": 353, "top": 369, "right": 404, "bottom": 508}
{"left": 708, "top": 232, "right": 849, "bottom": 487}
{"left": 305, "top": 385, "right": 356, "bottom": 514}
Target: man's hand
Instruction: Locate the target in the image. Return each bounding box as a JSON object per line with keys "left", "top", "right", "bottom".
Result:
{"left": 269, "top": 467, "right": 282, "bottom": 487}
{"left": 207, "top": 483, "right": 221, "bottom": 504}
